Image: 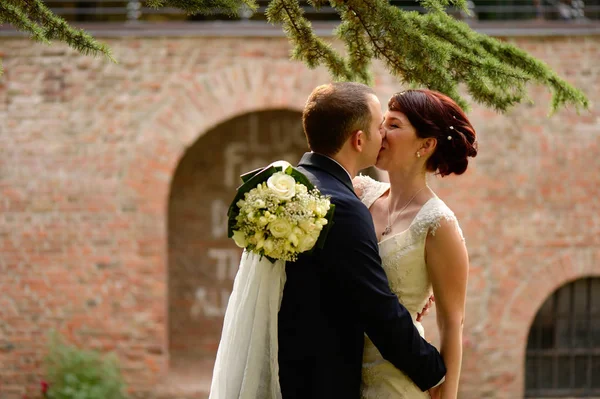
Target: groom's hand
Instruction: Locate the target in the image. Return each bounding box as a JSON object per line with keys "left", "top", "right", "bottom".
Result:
{"left": 416, "top": 295, "right": 435, "bottom": 322}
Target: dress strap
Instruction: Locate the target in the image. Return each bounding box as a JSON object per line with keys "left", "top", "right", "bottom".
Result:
{"left": 411, "top": 198, "right": 465, "bottom": 241}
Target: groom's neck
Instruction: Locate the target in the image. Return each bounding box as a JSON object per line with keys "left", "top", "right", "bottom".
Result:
{"left": 328, "top": 150, "right": 359, "bottom": 179}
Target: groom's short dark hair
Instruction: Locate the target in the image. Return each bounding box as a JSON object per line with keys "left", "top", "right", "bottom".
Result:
{"left": 302, "top": 82, "right": 376, "bottom": 156}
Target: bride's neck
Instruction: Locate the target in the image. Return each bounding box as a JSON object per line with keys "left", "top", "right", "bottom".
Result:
{"left": 386, "top": 169, "right": 430, "bottom": 209}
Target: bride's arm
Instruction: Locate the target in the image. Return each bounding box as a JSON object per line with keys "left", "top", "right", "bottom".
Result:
{"left": 425, "top": 219, "right": 469, "bottom": 399}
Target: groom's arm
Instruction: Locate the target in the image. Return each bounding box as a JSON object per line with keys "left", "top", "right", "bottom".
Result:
{"left": 321, "top": 201, "right": 446, "bottom": 391}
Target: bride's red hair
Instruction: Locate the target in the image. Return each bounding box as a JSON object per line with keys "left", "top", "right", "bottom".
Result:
{"left": 388, "top": 90, "right": 478, "bottom": 176}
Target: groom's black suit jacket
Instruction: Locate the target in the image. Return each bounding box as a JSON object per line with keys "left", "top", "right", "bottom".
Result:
{"left": 278, "top": 152, "right": 446, "bottom": 399}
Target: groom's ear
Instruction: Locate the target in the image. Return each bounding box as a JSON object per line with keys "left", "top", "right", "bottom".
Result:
{"left": 349, "top": 130, "right": 364, "bottom": 152}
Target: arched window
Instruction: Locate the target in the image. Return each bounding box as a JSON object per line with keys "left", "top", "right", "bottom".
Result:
{"left": 168, "top": 110, "right": 307, "bottom": 377}
{"left": 525, "top": 277, "right": 600, "bottom": 397}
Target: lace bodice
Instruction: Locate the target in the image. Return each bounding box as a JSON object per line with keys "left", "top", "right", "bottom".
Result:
{"left": 354, "top": 175, "right": 463, "bottom": 399}
{"left": 355, "top": 174, "right": 463, "bottom": 316}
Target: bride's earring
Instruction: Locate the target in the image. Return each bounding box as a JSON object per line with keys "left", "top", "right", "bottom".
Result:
{"left": 416, "top": 152, "right": 421, "bottom": 158}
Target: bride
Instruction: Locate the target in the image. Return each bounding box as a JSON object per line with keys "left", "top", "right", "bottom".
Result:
{"left": 354, "top": 89, "right": 477, "bottom": 399}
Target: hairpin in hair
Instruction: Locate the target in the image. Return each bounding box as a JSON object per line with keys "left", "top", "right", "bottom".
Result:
{"left": 449, "top": 126, "right": 454, "bottom": 130}
{"left": 447, "top": 136, "right": 452, "bottom": 140}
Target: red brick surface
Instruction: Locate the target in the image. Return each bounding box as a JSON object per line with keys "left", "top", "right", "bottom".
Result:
{"left": 0, "top": 35, "right": 598, "bottom": 398}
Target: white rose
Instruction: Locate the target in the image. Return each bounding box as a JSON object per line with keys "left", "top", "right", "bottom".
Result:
{"left": 232, "top": 230, "right": 247, "bottom": 248}
{"left": 268, "top": 218, "right": 293, "bottom": 238}
{"left": 299, "top": 220, "right": 317, "bottom": 233}
{"left": 297, "top": 233, "right": 318, "bottom": 252}
{"left": 267, "top": 172, "right": 296, "bottom": 200}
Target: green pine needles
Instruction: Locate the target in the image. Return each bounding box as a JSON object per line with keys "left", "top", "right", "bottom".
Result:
{"left": 266, "top": 0, "right": 589, "bottom": 112}
{"left": 144, "top": 0, "right": 256, "bottom": 15}
{"left": 0, "top": 0, "right": 115, "bottom": 63}
{"left": 0, "top": 0, "right": 590, "bottom": 113}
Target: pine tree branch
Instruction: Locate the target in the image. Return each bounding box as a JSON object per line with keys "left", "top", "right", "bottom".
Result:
{"left": 339, "top": 0, "right": 469, "bottom": 108}
{"left": 467, "top": 27, "right": 590, "bottom": 112}
{"left": 335, "top": 10, "right": 373, "bottom": 85}
{"left": 414, "top": 11, "right": 589, "bottom": 112}
{"left": 347, "top": 0, "right": 531, "bottom": 110}
{"left": 145, "top": 0, "right": 257, "bottom": 16}
{"left": 308, "top": 0, "right": 330, "bottom": 9}
{"left": 0, "top": 1, "right": 46, "bottom": 74}
{"left": 328, "top": 0, "right": 588, "bottom": 112}
{"left": 0, "top": 1, "right": 49, "bottom": 43}
{"left": 420, "top": 0, "right": 469, "bottom": 14}
{"left": 4, "top": 0, "right": 115, "bottom": 62}
{"left": 266, "top": 0, "right": 354, "bottom": 80}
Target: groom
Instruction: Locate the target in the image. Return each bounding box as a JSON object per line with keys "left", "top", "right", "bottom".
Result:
{"left": 278, "top": 82, "right": 446, "bottom": 398}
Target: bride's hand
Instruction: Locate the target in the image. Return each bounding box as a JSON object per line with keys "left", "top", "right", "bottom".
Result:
{"left": 428, "top": 384, "right": 442, "bottom": 399}
{"left": 416, "top": 294, "right": 435, "bottom": 322}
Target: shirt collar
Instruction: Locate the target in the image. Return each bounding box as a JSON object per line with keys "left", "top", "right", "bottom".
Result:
{"left": 319, "top": 153, "right": 353, "bottom": 181}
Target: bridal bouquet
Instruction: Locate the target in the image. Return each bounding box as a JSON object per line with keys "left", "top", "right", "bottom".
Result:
{"left": 213, "top": 160, "right": 334, "bottom": 399}
{"left": 227, "top": 161, "right": 335, "bottom": 262}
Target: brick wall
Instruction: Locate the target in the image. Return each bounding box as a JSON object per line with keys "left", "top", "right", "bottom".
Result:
{"left": 0, "top": 34, "right": 598, "bottom": 398}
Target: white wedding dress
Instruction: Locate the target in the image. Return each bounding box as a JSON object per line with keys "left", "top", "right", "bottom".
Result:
{"left": 354, "top": 175, "right": 464, "bottom": 399}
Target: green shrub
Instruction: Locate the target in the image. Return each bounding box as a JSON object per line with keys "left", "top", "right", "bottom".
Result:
{"left": 44, "top": 332, "right": 128, "bottom": 399}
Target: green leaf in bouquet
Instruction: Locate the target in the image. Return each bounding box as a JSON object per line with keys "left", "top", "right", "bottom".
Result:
{"left": 240, "top": 167, "right": 263, "bottom": 184}
{"left": 288, "top": 168, "right": 316, "bottom": 191}
{"left": 227, "top": 165, "right": 279, "bottom": 238}
{"left": 314, "top": 203, "right": 335, "bottom": 251}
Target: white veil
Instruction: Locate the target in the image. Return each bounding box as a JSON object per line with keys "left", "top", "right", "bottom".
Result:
{"left": 209, "top": 250, "right": 286, "bottom": 399}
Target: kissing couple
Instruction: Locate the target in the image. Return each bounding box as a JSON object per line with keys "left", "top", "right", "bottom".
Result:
{"left": 210, "top": 82, "right": 478, "bottom": 399}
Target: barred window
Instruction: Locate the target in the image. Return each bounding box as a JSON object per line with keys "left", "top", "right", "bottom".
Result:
{"left": 525, "top": 277, "right": 600, "bottom": 397}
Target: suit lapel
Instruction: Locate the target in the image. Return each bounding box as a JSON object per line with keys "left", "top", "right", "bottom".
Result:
{"left": 298, "top": 152, "right": 357, "bottom": 196}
